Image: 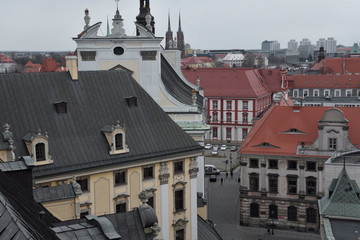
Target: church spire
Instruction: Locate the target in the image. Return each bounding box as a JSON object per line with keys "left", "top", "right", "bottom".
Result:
{"left": 168, "top": 11, "right": 171, "bottom": 32}
{"left": 165, "top": 10, "right": 173, "bottom": 49}
{"left": 178, "top": 10, "right": 182, "bottom": 32}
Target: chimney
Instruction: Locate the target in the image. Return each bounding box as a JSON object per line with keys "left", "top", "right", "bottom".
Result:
{"left": 65, "top": 55, "right": 78, "bottom": 80}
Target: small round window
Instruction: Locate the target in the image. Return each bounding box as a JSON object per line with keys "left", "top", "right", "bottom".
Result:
{"left": 113, "top": 47, "right": 124, "bottom": 55}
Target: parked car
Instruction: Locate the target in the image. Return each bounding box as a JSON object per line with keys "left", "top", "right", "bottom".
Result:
{"left": 230, "top": 146, "right": 238, "bottom": 151}
{"left": 211, "top": 150, "right": 218, "bottom": 156}
{"left": 213, "top": 145, "right": 219, "bottom": 151}
{"left": 220, "top": 145, "right": 227, "bottom": 150}
{"left": 204, "top": 143, "right": 212, "bottom": 149}
{"left": 205, "top": 164, "right": 220, "bottom": 175}
{"left": 209, "top": 175, "right": 217, "bottom": 182}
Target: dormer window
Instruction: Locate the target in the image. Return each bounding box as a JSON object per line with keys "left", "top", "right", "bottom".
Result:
{"left": 115, "top": 133, "right": 123, "bottom": 150}
{"left": 101, "top": 121, "right": 129, "bottom": 155}
{"left": 23, "top": 130, "right": 53, "bottom": 166}
{"left": 35, "top": 143, "right": 46, "bottom": 161}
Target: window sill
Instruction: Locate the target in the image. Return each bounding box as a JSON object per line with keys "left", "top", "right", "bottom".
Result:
{"left": 287, "top": 168, "right": 298, "bottom": 171}
{"left": 114, "top": 183, "right": 127, "bottom": 187}
{"left": 143, "top": 177, "right": 155, "bottom": 181}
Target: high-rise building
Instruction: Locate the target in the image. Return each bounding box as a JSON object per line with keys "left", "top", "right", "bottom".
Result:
{"left": 288, "top": 39, "right": 298, "bottom": 53}
{"left": 300, "top": 38, "right": 311, "bottom": 46}
{"left": 316, "top": 38, "right": 326, "bottom": 50}
{"left": 261, "top": 40, "right": 280, "bottom": 52}
{"left": 326, "top": 37, "right": 337, "bottom": 54}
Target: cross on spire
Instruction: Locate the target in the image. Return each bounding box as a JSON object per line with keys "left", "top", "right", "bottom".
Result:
{"left": 115, "top": 0, "right": 120, "bottom": 10}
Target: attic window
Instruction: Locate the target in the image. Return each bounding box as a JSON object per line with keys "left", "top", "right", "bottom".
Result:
{"left": 282, "top": 128, "right": 305, "bottom": 134}
{"left": 253, "top": 142, "right": 279, "bottom": 148}
{"left": 23, "top": 131, "right": 53, "bottom": 166}
{"left": 101, "top": 121, "right": 129, "bottom": 155}
{"left": 54, "top": 101, "right": 67, "bottom": 114}
{"left": 125, "top": 96, "right": 137, "bottom": 107}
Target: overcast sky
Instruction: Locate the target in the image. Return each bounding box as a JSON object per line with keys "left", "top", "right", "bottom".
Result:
{"left": 1, "top": 0, "right": 359, "bottom": 51}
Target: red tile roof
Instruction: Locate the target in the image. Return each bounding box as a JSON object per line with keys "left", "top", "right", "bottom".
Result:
{"left": 239, "top": 106, "right": 360, "bottom": 157}
{"left": 41, "top": 58, "right": 65, "bottom": 72}
{"left": 182, "top": 68, "right": 271, "bottom": 98}
{"left": 288, "top": 74, "right": 360, "bottom": 89}
{"left": 24, "top": 61, "right": 42, "bottom": 73}
{"left": 0, "top": 54, "right": 15, "bottom": 63}
{"left": 257, "top": 69, "right": 282, "bottom": 92}
{"left": 311, "top": 58, "right": 360, "bottom": 74}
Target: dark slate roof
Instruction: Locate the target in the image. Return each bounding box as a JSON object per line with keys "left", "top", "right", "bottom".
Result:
{"left": 0, "top": 170, "right": 59, "bottom": 240}
{"left": 52, "top": 210, "right": 147, "bottom": 240}
{"left": 0, "top": 71, "right": 202, "bottom": 178}
{"left": 34, "top": 184, "right": 76, "bottom": 203}
{"left": 161, "top": 54, "right": 204, "bottom": 108}
{"left": 198, "top": 215, "right": 223, "bottom": 240}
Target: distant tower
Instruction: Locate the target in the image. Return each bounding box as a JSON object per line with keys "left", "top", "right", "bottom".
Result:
{"left": 165, "top": 12, "right": 173, "bottom": 49}
{"left": 318, "top": 46, "right": 325, "bottom": 62}
{"left": 177, "top": 11, "right": 185, "bottom": 58}
{"left": 136, "top": 0, "right": 155, "bottom": 35}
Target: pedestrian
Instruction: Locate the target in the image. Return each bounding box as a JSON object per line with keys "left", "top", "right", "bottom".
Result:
{"left": 226, "top": 172, "right": 228, "bottom": 178}
{"left": 221, "top": 178, "right": 223, "bottom": 185}
{"left": 230, "top": 171, "right": 233, "bottom": 178}
{"left": 238, "top": 177, "right": 240, "bottom": 183}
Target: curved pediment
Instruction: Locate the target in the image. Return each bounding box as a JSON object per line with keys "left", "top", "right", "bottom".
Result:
{"left": 319, "top": 108, "right": 348, "bottom": 123}
{"left": 135, "top": 23, "right": 155, "bottom": 39}
{"left": 78, "top": 22, "right": 102, "bottom": 39}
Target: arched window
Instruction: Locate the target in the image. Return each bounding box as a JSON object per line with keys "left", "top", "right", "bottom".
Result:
{"left": 115, "top": 133, "right": 123, "bottom": 150}
{"left": 250, "top": 202, "right": 259, "bottom": 218}
{"left": 306, "top": 207, "right": 317, "bottom": 223}
{"left": 269, "top": 204, "right": 278, "bottom": 219}
{"left": 287, "top": 206, "right": 297, "bottom": 221}
{"left": 35, "top": 143, "right": 46, "bottom": 161}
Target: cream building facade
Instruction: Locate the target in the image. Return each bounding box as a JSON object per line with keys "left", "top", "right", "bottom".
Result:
{"left": 0, "top": 67, "right": 203, "bottom": 239}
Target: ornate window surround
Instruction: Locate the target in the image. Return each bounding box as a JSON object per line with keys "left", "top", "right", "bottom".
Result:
{"left": 23, "top": 130, "right": 53, "bottom": 166}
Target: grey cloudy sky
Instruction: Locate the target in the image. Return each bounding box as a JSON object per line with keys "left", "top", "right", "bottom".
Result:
{"left": 1, "top": 0, "right": 359, "bottom": 51}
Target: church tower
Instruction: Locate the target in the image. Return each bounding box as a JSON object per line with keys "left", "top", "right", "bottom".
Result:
{"left": 165, "top": 12, "right": 173, "bottom": 50}
{"left": 135, "top": 0, "right": 155, "bottom": 35}
{"left": 176, "top": 12, "right": 185, "bottom": 58}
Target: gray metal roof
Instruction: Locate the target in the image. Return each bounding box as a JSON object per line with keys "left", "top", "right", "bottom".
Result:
{"left": 198, "top": 215, "right": 223, "bottom": 240}
{"left": 0, "top": 71, "right": 202, "bottom": 178}
{"left": 33, "top": 184, "right": 76, "bottom": 203}
{"left": 53, "top": 210, "right": 147, "bottom": 240}
{"left": 161, "top": 54, "right": 204, "bottom": 108}
{"left": 0, "top": 160, "right": 28, "bottom": 172}
{"left": 320, "top": 167, "right": 360, "bottom": 219}
{"left": 0, "top": 170, "right": 59, "bottom": 239}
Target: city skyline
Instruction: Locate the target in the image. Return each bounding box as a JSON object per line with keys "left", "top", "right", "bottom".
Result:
{"left": 1, "top": 0, "right": 359, "bottom": 51}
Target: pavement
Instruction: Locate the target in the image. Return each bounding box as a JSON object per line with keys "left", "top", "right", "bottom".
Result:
{"left": 205, "top": 150, "right": 321, "bottom": 240}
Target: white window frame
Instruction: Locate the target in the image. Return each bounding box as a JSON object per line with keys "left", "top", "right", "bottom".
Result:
{"left": 334, "top": 89, "right": 341, "bottom": 97}
{"left": 313, "top": 89, "right": 319, "bottom": 97}
{"left": 324, "top": 89, "right": 330, "bottom": 97}
{"left": 346, "top": 89, "right": 352, "bottom": 97}
{"left": 293, "top": 89, "right": 299, "bottom": 98}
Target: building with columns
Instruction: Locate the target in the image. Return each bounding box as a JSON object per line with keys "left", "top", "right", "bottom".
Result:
{"left": 238, "top": 106, "right": 360, "bottom": 232}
